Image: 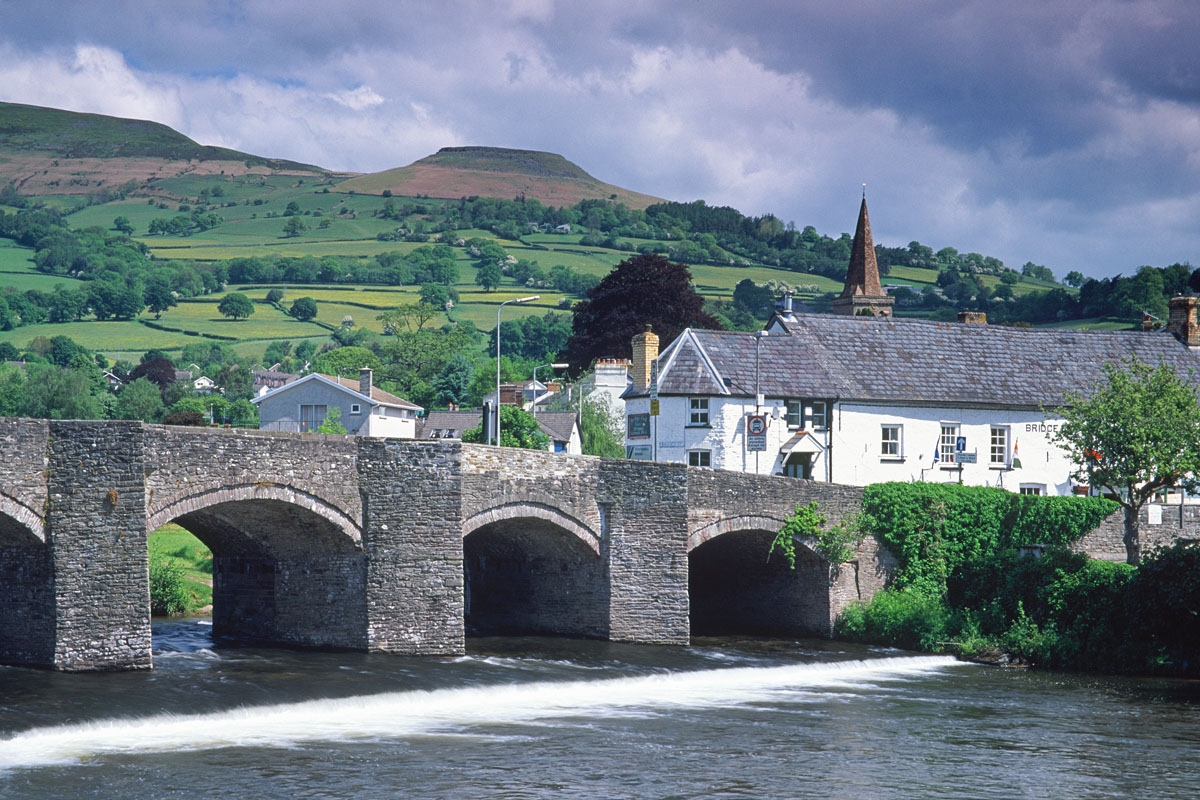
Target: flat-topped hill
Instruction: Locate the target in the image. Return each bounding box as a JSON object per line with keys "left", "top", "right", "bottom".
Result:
{"left": 337, "top": 146, "right": 663, "bottom": 209}
{"left": 0, "top": 102, "right": 326, "bottom": 195}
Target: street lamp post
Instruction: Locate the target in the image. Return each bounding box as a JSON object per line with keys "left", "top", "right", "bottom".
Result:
{"left": 533, "top": 362, "right": 569, "bottom": 420}
{"left": 754, "top": 329, "right": 768, "bottom": 473}
{"left": 495, "top": 295, "right": 539, "bottom": 445}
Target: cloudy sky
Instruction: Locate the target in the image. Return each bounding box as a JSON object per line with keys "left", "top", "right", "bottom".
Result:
{"left": 1, "top": 0, "right": 1197, "bottom": 278}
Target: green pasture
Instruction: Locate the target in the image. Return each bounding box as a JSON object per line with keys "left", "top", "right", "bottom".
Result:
{"left": 223, "top": 285, "right": 420, "bottom": 307}
{"left": 0, "top": 319, "right": 198, "bottom": 354}
{"left": 0, "top": 240, "right": 35, "bottom": 271}
{"left": 0, "top": 271, "right": 85, "bottom": 292}
{"left": 157, "top": 300, "right": 324, "bottom": 339}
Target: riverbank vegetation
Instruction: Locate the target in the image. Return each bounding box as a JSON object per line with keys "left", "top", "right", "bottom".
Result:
{"left": 148, "top": 524, "right": 212, "bottom": 616}
{"left": 808, "top": 483, "right": 1199, "bottom": 676}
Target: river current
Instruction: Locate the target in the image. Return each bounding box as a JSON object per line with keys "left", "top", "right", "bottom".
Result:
{"left": 1, "top": 619, "right": 1197, "bottom": 799}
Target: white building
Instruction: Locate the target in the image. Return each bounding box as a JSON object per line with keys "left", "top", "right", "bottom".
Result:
{"left": 253, "top": 367, "right": 422, "bottom": 438}
{"left": 622, "top": 197, "right": 1200, "bottom": 497}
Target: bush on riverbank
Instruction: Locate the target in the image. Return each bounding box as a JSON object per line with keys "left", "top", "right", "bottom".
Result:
{"left": 837, "top": 541, "right": 1199, "bottom": 676}
{"left": 148, "top": 524, "right": 213, "bottom": 616}
{"left": 835, "top": 483, "right": 1196, "bottom": 676}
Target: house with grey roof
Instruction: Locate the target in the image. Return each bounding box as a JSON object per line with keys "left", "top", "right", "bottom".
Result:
{"left": 416, "top": 408, "right": 581, "bottom": 454}
{"left": 253, "top": 367, "right": 422, "bottom": 437}
{"left": 623, "top": 196, "right": 1200, "bottom": 498}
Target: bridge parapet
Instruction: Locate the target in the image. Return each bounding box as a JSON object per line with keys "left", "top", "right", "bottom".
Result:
{"left": 0, "top": 417, "right": 49, "bottom": 542}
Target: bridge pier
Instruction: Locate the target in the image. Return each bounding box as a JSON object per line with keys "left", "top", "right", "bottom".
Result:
{"left": 46, "top": 421, "right": 152, "bottom": 671}
{"left": 359, "top": 439, "right": 465, "bottom": 654}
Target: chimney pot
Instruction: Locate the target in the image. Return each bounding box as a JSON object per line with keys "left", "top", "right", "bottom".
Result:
{"left": 359, "top": 367, "right": 373, "bottom": 397}
{"left": 1167, "top": 296, "right": 1200, "bottom": 347}
{"left": 631, "top": 325, "right": 660, "bottom": 393}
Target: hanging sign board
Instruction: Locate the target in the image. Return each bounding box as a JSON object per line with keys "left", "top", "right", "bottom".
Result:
{"left": 746, "top": 414, "right": 767, "bottom": 452}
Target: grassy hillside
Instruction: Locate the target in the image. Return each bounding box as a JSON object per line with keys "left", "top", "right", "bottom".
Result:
{"left": 337, "top": 146, "right": 663, "bottom": 209}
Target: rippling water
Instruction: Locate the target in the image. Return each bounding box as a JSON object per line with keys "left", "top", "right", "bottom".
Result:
{"left": 1, "top": 620, "right": 1198, "bottom": 799}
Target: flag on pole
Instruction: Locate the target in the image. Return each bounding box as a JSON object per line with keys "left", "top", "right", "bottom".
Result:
{"left": 1011, "top": 438, "right": 1022, "bottom": 469}
{"left": 932, "top": 435, "right": 940, "bottom": 464}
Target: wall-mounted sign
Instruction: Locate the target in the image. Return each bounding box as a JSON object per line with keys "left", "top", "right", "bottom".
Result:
{"left": 627, "top": 413, "right": 650, "bottom": 439}
{"left": 626, "top": 444, "right": 653, "bottom": 460}
{"left": 658, "top": 441, "right": 684, "bottom": 448}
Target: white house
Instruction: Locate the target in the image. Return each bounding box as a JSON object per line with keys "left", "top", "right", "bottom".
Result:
{"left": 253, "top": 367, "right": 422, "bottom": 437}
{"left": 622, "top": 197, "right": 1200, "bottom": 498}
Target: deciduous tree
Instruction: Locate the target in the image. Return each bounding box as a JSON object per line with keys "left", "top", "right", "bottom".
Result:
{"left": 1051, "top": 357, "right": 1200, "bottom": 563}
{"left": 217, "top": 292, "right": 255, "bottom": 320}
{"left": 564, "top": 253, "right": 720, "bottom": 372}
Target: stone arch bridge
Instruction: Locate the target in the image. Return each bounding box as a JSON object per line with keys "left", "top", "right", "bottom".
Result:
{"left": 0, "top": 419, "right": 894, "bottom": 671}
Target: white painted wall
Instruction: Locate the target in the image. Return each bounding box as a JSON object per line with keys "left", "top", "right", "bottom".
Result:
{"left": 626, "top": 394, "right": 1078, "bottom": 496}
{"left": 365, "top": 406, "right": 417, "bottom": 438}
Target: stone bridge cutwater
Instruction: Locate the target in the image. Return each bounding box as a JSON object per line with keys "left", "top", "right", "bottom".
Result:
{"left": 0, "top": 418, "right": 900, "bottom": 671}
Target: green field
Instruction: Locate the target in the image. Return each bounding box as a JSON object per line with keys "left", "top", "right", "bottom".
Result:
{"left": 157, "top": 299, "right": 325, "bottom": 339}
{"left": 149, "top": 523, "right": 213, "bottom": 613}
{"left": 0, "top": 319, "right": 201, "bottom": 353}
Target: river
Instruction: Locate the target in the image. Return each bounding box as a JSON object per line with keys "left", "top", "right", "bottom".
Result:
{"left": 1, "top": 620, "right": 1197, "bottom": 799}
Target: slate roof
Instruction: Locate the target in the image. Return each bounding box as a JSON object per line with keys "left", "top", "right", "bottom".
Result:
{"left": 415, "top": 409, "right": 577, "bottom": 444}
{"left": 417, "top": 410, "right": 484, "bottom": 439}
{"left": 640, "top": 314, "right": 1200, "bottom": 409}
{"left": 321, "top": 374, "right": 422, "bottom": 410}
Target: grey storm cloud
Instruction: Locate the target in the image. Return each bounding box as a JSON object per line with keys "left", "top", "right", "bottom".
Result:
{"left": 0, "top": 0, "right": 1197, "bottom": 278}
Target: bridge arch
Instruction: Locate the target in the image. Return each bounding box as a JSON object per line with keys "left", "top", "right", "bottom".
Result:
{"left": 147, "top": 482, "right": 366, "bottom": 650}
{"left": 688, "top": 513, "right": 833, "bottom": 638}
{"left": 0, "top": 492, "right": 44, "bottom": 545}
{"left": 462, "top": 501, "right": 607, "bottom": 639}
{"left": 0, "top": 497, "right": 52, "bottom": 667}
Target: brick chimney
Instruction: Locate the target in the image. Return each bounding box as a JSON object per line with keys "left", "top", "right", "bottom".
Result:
{"left": 1167, "top": 296, "right": 1200, "bottom": 347}
{"left": 957, "top": 311, "right": 987, "bottom": 325}
{"left": 631, "top": 324, "right": 659, "bottom": 393}
{"left": 359, "top": 367, "right": 373, "bottom": 397}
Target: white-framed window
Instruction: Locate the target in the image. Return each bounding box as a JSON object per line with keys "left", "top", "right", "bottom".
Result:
{"left": 351, "top": 403, "right": 362, "bottom": 415}
{"left": 688, "top": 397, "right": 709, "bottom": 426}
{"left": 940, "top": 424, "right": 959, "bottom": 464}
{"left": 811, "top": 401, "right": 828, "bottom": 430}
{"left": 881, "top": 425, "right": 902, "bottom": 458}
{"left": 786, "top": 399, "right": 802, "bottom": 428}
{"left": 299, "top": 404, "right": 327, "bottom": 432}
{"left": 990, "top": 426, "right": 1009, "bottom": 465}
{"left": 688, "top": 450, "right": 712, "bottom": 467}
{"left": 1019, "top": 484, "right": 1045, "bottom": 496}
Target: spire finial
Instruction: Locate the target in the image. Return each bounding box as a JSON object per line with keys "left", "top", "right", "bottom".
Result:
{"left": 862, "top": 182, "right": 867, "bottom": 199}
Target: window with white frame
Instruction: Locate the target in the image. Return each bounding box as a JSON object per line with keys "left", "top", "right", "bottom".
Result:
{"left": 687, "top": 450, "right": 711, "bottom": 467}
{"left": 940, "top": 424, "right": 959, "bottom": 464}
{"left": 810, "top": 401, "right": 828, "bottom": 430}
{"left": 1019, "top": 484, "right": 1045, "bottom": 496}
{"left": 351, "top": 403, "right": 362, "bottom": 415}
{"left": 688, "top": 397, "right": 709, "bottom": 426}
{"left": 881, "top": 425, "right": 902, "bottom": 458}
{"left": 786, "top": 399, "right": 802, "bottom": 428}
{"left": 990, "top": 426, "right": 1009, "bottom": 465}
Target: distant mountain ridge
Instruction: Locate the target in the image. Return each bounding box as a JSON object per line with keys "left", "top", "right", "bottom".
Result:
{"left": 336, "top": 146, "right": 664, "bottom": 209}
{"left": 0, "top": 103, "right": 663, "bottom": 209}
{"left": 0, "top": 101, "right": 327, "bottom": 196}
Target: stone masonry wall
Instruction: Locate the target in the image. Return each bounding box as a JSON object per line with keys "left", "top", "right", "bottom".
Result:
{"left": 1074, "top": 503, "right": 1200, "bottom": 561}
{"left": 0, "top": 418, "right": 52, "bottom": 666}
{"left": 144, "top": 426, "right": 362, "bottom": 534}
{"left": 357, "top": 439, "right": 464, "bottom": 654}
{"left": 47, "top": 421, "right": 151, "bottom": 671}
{"left": 599, "top": 458, "right": 691, "bottom": 644}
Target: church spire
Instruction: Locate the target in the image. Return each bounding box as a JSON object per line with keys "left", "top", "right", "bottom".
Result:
{"left": 832, "top": 192, "right": 894, "bottom": 316}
